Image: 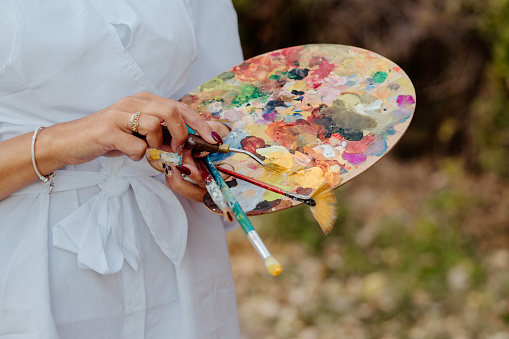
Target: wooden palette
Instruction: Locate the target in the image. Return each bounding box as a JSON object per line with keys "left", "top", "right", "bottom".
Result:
{"left": 151, "top": 44, "right": 416, "bottom": 215}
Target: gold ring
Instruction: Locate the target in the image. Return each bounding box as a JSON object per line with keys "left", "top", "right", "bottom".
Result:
{"left": 130, "top": 112, "right": 141, "bottom": 133}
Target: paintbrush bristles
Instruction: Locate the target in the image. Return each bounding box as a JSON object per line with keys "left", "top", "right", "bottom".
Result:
{"left": 310, "top": 182, "right": 337, "bottom": 235}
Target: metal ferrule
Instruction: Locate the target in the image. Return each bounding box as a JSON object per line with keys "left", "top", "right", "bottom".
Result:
{"left": 247, "top": 230, "right": 271, "bottom": 260}
{"left": 285, "top": 192, "right": 314, "bottom": 206}
{"left": 217, "top": 143, "right": 230, "bottom": 153}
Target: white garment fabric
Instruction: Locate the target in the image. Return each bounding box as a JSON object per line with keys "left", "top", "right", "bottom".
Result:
{"left": 0, "top": 1, "right": 243, "bottom": 338}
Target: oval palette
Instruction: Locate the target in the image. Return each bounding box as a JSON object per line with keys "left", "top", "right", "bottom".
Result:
{"left": 151, "top": 44, "right": 416, "bottom": 215}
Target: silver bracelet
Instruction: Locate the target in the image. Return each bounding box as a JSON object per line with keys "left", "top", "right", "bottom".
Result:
{"left": 31, "top": 126, "right": 55, "bottom": 196}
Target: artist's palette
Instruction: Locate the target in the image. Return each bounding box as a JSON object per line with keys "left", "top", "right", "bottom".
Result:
{"left": 154, "top": 44, "right": 415, "bottom": 215}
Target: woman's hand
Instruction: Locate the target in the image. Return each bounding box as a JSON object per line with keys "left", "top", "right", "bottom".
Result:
{"left": 0, "top": 91, "right": 223, "bottom": 200}
{"left": 163, "top": 121, "right": 231, "bottom": 202}
{"left": 46, "top": 91, "right": 219, "bottom": 166}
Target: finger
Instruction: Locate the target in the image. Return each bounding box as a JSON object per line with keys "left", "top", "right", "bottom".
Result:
{"left": 208, "top": 121, "right": 232, "bottom": 138}
{"left": 131, "top": 93, "right": 210, "bottom": 149}
{"left": 106, "top": 129, "right": 148, "bottom": 161}
{"left": 180, "top": 151, "right": 206, "bottom": 186}
{"left": 164, "top": 163, "right": 207, "bottom": 202}
{"left": 127, "top": 112, "right": 164, "bottom": 150}
{"left": 132, "top": 93, "right": 218, "bottom": 145}
{"left": 173, "top": 102, "right": 217, "bottom": 145}
{"left": 115, "top": 94, "right": 188, "bottom": 153}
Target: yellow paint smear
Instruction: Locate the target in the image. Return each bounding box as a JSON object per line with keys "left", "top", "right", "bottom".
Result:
{"left": 288, "top": 166, "right": 324, "bottom": 188}
{"left": 263, "top": 182, "right": 293, "bottom": 201}
{"left": 264, "top": 152, "right": 294, "bottom": 172}
{"left": 149, "top": 149, "right": 161, "bottom": 160}
{"left": 288, "top": 80, "right": 309, "bottom": 92}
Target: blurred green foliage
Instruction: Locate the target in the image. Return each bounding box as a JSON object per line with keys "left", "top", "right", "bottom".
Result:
{"left": 475, "top": 0, "right": 509, "bottom": 177}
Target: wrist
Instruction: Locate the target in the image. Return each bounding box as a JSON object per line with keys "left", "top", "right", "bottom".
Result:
{"left": 33, "top": 125, "right": 69, "bottom": 175}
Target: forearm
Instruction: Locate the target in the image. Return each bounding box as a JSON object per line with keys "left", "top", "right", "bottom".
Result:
{"left": 0, "top": 127, "right": 67, "bottom": 200}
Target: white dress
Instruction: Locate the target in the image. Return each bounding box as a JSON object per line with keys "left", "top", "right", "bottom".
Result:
{"left": 0, "top": 1, "right": 243, "bottom": 338}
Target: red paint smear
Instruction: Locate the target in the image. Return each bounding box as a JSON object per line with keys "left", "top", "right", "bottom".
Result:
{"left": 241, "top": 136, "right": 265, "bottom": 154}
{"left": 331, "top": 133, "right": 345, "bottom": 140}
{"left": 393, "top": 66, "right": 401, "bottom": 72}
{"left": 247, "top": 163, "right": 259, "bottom": 171}
{"left": 232, "top": 58, "right": 273, "bottom": 82}
{"left": 309, "top": 56, "right": 324, "bottom": 68}
{"left": 311, "top": 58, "right": 335, "bottom": 79}
{"left": 281, "top": 47, "right": 303, "bottom": 66}
{"left": 397, "top": 95, "right": 415, "bottom": 107}
{"left": 344, "top": 134, "right": 375, "bottom": 154}
{"left": 265, "top": 120, "right": 320, "bottom": 149}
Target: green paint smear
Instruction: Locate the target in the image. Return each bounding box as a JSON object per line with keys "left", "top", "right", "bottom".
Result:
{"left": 231, "top": 84, "right": 269, "bottom": 107}
{"left": 200, "top": 78, "right": 223, "bottom": 90}
{"left": 218, "top": 71, "right": 235, "bottom": 81}
{"left": 372, "top": 71, "right": 388, "bottom": 83}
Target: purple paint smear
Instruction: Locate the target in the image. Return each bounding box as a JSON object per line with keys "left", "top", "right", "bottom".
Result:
{"left": 343, "top": 153, "right": 367, "bottom": 165}
{"left": 397, "top": 95, "right": 415, "bottom": 107}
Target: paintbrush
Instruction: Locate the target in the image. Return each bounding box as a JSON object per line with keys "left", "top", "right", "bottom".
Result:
{"left": 195, "top": 159, "right": 234, "bottom": 222}
{"left": 201, "top": 156, "right": 282, "bottom": 276}
{"left": 136, "top": 129, "right": 266, "bottom": 166}
{"left": 160, "top": 128, "right": 267, "bottom": 167}
{"left": 216, "top": 166, "right": 337, "bottom": 235}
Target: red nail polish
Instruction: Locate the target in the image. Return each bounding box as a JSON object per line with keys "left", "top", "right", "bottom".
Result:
{"left": 211, "top": 131, "right": 223, "bottom": 144}
{"left": 176, "top": 165, "right": 191, "bottom": 176}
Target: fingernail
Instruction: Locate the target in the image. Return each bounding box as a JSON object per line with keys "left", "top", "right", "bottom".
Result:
{"left": 211, "top": 131, "right": 223, "bottom": 144}
{"left": 176, "top": 165, "right": 192, "bottom": 176}
{"left": 191, "top": 150, "right": 203, "bottom": 157}
{"left": 163, "top": 163, "right": 172, "bottom": 177}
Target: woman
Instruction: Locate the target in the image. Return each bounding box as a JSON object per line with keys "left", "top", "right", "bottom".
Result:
{"left": 0, "top": 1, "right": 243, "bottom": 338}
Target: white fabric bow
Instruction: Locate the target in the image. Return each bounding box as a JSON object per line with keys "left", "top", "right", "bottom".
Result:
{"left": 51, "top": 157, "right": 188, "bottom": 274}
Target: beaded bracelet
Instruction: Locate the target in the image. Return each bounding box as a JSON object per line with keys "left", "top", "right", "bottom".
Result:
{"left": 31, "top": 126, "right": 55, "bottom": 196}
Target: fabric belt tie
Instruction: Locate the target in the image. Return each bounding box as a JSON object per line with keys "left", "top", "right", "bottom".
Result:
{"left": 15, "top": 156, "right": 188, "bottom": 275}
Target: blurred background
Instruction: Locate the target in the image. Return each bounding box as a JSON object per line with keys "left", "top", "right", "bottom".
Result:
{"left": 226, "top": 0, "right": 509, "bottom": 338}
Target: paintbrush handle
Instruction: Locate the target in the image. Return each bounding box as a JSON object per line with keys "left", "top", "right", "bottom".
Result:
{"left": 202, "top": 156, "right": 282, "bottom": 276}
{"left": 161, "top": 129, "right": 227, "bottom": 153}
{"left": 135, "top": 130, "right": 229, "bottom": 153}
{"left": 216, "top": 166, "right": 313, "bottom": 205}
{"left": 202, "top": 157, "right": 254, "bottom": 233}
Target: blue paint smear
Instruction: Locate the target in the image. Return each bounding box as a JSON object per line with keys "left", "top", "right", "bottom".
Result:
{"left": 365, "top": 137, "right": 388, "bottom": 157}
{"left": 208, "top": 152, "right": 232, "bottom": 163}
{"left": 224, "top": 129, "right": 248, "bottom": 149}
{"left": 284, "top": 113, "right": 304, "bottom": 123}
{"left": 340, "top": 168, "right": 348, "bottom": 174}
{"left": 208, "top": 128, "right": 245, "bottom": 163}
{"left": 391, "top": 108, "right": 413, "bottom": 123}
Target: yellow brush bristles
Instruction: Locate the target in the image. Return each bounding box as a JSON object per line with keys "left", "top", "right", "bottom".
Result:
{"left": 264, "top": 256, "right": 282, "bottom": 276}
{"left": 310, "top": 182, "right": 337, "bottom": 235}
